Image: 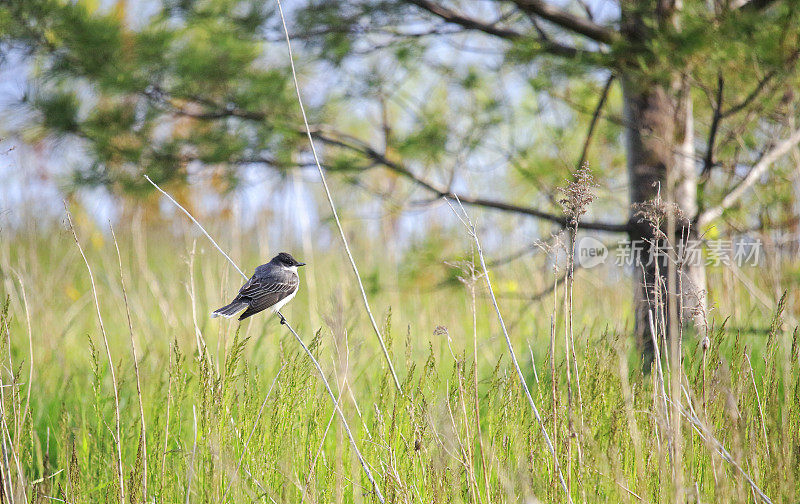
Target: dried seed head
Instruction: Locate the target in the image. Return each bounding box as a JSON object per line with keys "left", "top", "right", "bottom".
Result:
{"left": 701, "top": 336, "right": 711, "bottom": 352}
{"left": 632, "top": 183, "right": 688, "bottom": 239}
{"left": 558, "top": 164, "right": 597, "bottom": 227}
{"left": 444, "top": 259, "right": 480, "bottom": 286}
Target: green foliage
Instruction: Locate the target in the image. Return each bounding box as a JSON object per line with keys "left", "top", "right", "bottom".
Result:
{"left": 34, "top": 90, "right": 80, "bottom": 134}
{"left": 396, "top": 116, "right": 448, "bottom": 163}
{"left": 3, "top": 0, "right": 301, "bottom": 191}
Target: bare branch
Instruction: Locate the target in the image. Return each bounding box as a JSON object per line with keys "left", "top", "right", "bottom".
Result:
{"left": 407, "top": 0, "right": 521, "bottom": 39}
{"left": 720, "top": 68, "right": 777, "bottom": 119}
{"left": 313, "top": 131, "right": 630, "bottom": 233}
{"left": 510, "top": 0, "right": 618, "bottom": 44}
{"left": 576, "top": 74, "right": 614, "bottom": 170}
{"left": 405, "top": 0, "right": 587, "bottom": 57}
{"left": 697, "top": 127, "right": 800, "bottom": 227}
{"left": 702, "top": 73, "right": 724, "bottom": 175}
{"left": 575, "top": 0, "right": 594, "bottom": 21}
{"left": 719, "top": 50, "right": 799, "bottom": 119}
{"left": 142, "top": 87, "right": 629, "bottom": 233}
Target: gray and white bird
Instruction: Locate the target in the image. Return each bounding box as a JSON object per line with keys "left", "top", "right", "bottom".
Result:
{"left": 212, "top": 252, "right": 305, "bottom": 322}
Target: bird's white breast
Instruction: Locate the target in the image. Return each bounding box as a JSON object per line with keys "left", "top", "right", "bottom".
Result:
{"left": 271, "top": 265, "right": 299, "bottom": 313}
{"left": 272, "top": 287, "right": 297, "bottom": 312}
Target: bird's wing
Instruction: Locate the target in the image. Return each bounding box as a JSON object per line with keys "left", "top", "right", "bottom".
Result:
{"left": 236, "top": 274, "right": 260, "bottom": 296}
{"left": 238, "top": 269, "right": 299, "bottom": 314}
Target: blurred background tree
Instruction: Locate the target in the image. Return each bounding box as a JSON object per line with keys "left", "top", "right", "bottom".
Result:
{"left": 1, "top": 0, "right": 799, "bottom": 357}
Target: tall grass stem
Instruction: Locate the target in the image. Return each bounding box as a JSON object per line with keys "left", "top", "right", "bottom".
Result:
{"left": 221, "top": 364, "right": 285, "bottom": 502}
{"left": 110, "top": 224, "right": 148, "bottom": 501}
{"left": 445, "top": 197, "right": 572, "bottom": 503}
{"left": 273, "top": 0, "right": 402, "bottom": 392}
{"left": 277, "top": 312, "right": 386, "bottom": 504}
{"left": 65, "top": 205, "right": 125, "bottom": 504}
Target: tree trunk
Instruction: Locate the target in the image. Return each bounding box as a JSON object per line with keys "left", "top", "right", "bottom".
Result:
{"left": 622, "top": 77, "right": 707, "bottom": 366}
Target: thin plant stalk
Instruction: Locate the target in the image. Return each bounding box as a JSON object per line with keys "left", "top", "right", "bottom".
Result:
{"left": 222, "top": 364, "right": 285, "bottom": 502}
{"left": 300, "top": 383, "right": 342, "bottom": 503}
{"left": 444, "top": 379, "right": 480, "bottom": 502}
{"left": 110, "top": 224, "right": 148, "bottom": 501}
{"left": 565, "top": 225, "right": 585, "bottom": 500}
{"left": 702, "top": 340, "right": 708, "bottom": 417}
{"left": 615, "top": 341, "right": 645, "bottom": 499}
{"left": 144, "top": 175, "right": 246, "bottom": 280}
{"left": 161, "top": 358, "right": 173, "bottom": 485}
{"left": 648, "top": 310, "right": 671, "bottom": 431}
{"left": 292, "top": 172, "right": 321, "bottom": 331}
{"left": 677, "top": 387, "right": 773, "bottom": 504}
{"left": 445, "top": 197, "right": 572, "bottom": 503}
{"left": 566, "top": 229, "right": 585, "bottom": 419}
{"left": 185, "top": 406, "right": 197, "bottom": 504}
{"left": 550, "top": 291, "right": 559, "bottom": 497}
{"left": 562, "top": 256, "right": 573, "bottom": 494}
{"left": 743, "top": 353, "right": 770, "bottom": 457}
{"left": 665, "top": 182, "right": 683, "bottom": 503}
{"left": 303, "top": 330, "right": 350, "bottom": 502}
{"left": 455, "top": 358, "right": 482, "bottom": 504}
{"left": 65, "top": 206, "right": 125, "bottom": 504}
{"left": 187, "top": 241, "right": 210, "bottom": 359}
{"left": 278, "top": 312, "right": 386, "bottom": 504}
{"left": 8, "top": 270, "right": 32, "bottom": 456}
{"left": 468, "top": 246, "right": 491, "bottom": 504}
{"left": 0, "top": 321, "right": 17, "bottom": 504}
{"left": 273, "top": 0, "right": 401, "bottom": 392}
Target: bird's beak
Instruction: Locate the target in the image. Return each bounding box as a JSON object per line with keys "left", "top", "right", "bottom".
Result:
{"left": 297, "top": 262, "right": 306, "bottom": 267}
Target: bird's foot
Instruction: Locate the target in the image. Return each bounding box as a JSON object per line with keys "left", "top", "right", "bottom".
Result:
{"left": 279, "top": 313, "right": 287, "bottom": 325}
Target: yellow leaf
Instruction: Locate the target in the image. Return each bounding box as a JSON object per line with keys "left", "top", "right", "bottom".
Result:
{"left": 111, "top": 0, "right": 127, "bottom": 22}
{"left": 65, "top": 285, "right": 80, "bottom": 302}
{"left": 503, "top": 279, "right": 519, "bottom": 293}
{"left": 91, "top": 230, "right": 104, "bottom": 250}
{"left": 703, "top": 224, "right": 720, "bottom": 240}
{"left": 78, "top": 0, "right": 100, "bottom": 14}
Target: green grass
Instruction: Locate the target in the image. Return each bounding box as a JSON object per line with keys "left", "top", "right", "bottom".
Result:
{"left": 0, "top": 213, "right": 797, "bottom": 503}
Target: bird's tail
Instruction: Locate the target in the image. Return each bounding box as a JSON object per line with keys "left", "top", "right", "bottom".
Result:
{"left": 211, "top": 300, "right": 247, "bottom": 318}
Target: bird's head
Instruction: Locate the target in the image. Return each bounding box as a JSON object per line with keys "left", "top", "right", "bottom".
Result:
{"left": 273, "top": 252, "right": 306, "bottom": 267}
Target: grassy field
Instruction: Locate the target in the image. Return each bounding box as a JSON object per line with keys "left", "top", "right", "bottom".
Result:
{"left": 0, "top": 206, "right": 797, "bottom": 504}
